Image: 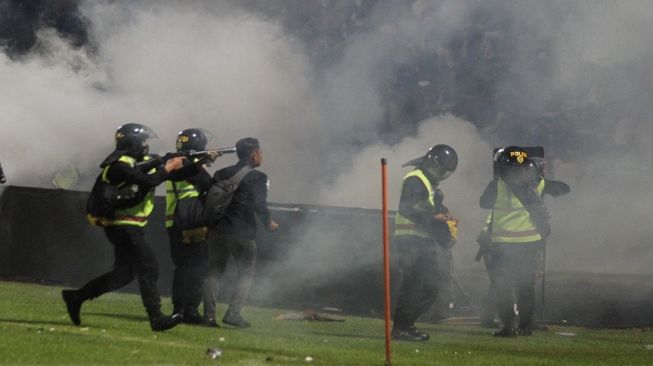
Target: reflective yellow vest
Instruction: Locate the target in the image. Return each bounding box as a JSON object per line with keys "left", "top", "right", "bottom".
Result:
{"left": 394, "top": 169, "right": 436, "bottom": 238}
{"left": 490, "top": 178, "right": 545, "bottom": 243}
{"left": 165, "top": 179, "right": 200, "bottom": 228}
{"left": 102, "top": 155, "right": 155, "bottom": 227}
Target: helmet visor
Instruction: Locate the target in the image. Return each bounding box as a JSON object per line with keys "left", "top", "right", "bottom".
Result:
{"left": 426, "top": 160, "right": 455, "bottom": 181}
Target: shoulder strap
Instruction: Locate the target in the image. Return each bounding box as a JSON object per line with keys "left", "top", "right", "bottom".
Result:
{"left": 227, "top": 166, "right": 253, "bottom": 186}
{"left": 171, "top": 181, "right": 179, "bottom": 200}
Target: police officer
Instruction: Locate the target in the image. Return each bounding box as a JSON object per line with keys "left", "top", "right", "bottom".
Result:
{"left": 479, "top": 146, "right": 554, "bottom": 337}
{"left": 479, "top": 146, "right": 570, "bottom": 337}
{"left": 165, "top": 128, "right": 218, "bottom": 326}
{"left": 392, "top": 144, "right": 459, "bottom": 341}
{"left": 62, "top": 123, "right": 185, "bottom": 331}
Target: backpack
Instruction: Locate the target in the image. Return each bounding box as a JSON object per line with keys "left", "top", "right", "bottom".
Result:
{"left": 203, "top": 166, "right": 252, "bottom": 227}
{"left": 170, "top": 181, "right": 206, "bottom": 230}
{"left": 86, "top": 173, "right": 144, "bottom": 226}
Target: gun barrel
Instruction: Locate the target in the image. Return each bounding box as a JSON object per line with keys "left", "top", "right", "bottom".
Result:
{"left": 213, "top": 147, "right": 237, "bottom": 154}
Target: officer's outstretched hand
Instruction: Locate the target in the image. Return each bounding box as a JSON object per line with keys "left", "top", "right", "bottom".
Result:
{"left": 266, "top": 220, "right": 279, "bottom": 232}
{"left": 434, "top": 213, "right": 453, "bottom": 222}
{"left": 206, "top": 150, "right": 220, "bottom": 162}
{"left": 164, "top": 157, "right": 185, "bottom": 173}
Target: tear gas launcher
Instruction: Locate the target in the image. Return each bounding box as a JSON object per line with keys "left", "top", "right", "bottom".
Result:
{"left": 134, "top": 147, "right": 236, "bottom": 171}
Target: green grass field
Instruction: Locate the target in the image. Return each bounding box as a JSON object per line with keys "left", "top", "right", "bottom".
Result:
{"left": 0, "top": 280, "right": 651, "bottom": 365}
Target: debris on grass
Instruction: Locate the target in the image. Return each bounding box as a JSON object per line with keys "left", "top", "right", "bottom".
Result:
{"left": 274, "top": 309, "right": 344, "bottom": 322}
{"left": 219, "top": 337, "right": 225, "bottom": 342}
{"left": 555, "top": 332, "right": 577, "bottom": 337}
{"left": 321, "top": 307, "right": 342, "bottom": 312}
{"left": 207, "top": 348, "right": 223, "bottom": 360}
{"left": 644, "top": 345, "right": 653, "bottom": 351}
{"left": 304, "top": 356, "right": 314, "bottom": 362}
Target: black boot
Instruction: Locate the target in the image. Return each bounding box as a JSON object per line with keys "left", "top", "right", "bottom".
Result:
{"left": 391, "top": 325, "right": 429, "bottom": 341}
{"left": 516, "top": 325, "right": 533, "bottom": 336}
{"left": 222, "top": 312, "right": 251, "bottom": 328}
{"left": 203, "top": 317, "right": 220, "bottom": 328}
{"left": 183, "top": 308, "right": 207, "bottom": 325}
{"left": 149, "top": 311, "right": 182, "bottom": 332}
{"left": 62, "top": 290, "right": 83, "bottom": 326}
{"left": 517, "top": 320, "right": 534, "bottom": 336}
{"left": 494, "top": 326, "right": 516, "bottom": 337}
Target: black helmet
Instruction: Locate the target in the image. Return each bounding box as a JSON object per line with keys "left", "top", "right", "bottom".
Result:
{"left": 403, "top": 144, "right": 458, "bottom": 181}
{"left": 495, "top": 146, "right": 529, "bottom": 167}
{"left": 529, "top": 157, "right": 546, "bottom": 177}
{"left": 115, "top": 123, "right": 156, "bottom": 159}
{"left": 496, "top": 146, "right": 532, "bottom": 182}
{"left": 176, "top": 128, "right": 211, "bottom": 152}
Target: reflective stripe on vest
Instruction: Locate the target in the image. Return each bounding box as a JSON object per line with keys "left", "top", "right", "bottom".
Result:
{"left": 105, "top": 155, "right": 155, "bottom": 228}
{"left": 490, "top": 178, "right": 545, "bottom": 243}
{"left": 394, "top": 169, "right": 435, "bottom": 238}
{"left": 165, "top": 179, "right": 200, "bottom": 228}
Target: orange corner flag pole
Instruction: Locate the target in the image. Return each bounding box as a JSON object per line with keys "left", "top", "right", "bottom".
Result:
{"left": 381, "top": 158, "right": 392, "bottom": 366}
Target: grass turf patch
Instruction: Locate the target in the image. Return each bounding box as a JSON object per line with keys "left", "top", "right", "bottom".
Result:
{"left": 0, "top": 280, "right": 651, "bottom": 365}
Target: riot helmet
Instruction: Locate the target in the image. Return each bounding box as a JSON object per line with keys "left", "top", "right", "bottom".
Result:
{"left": 529, "top": 157, "right": 547, "bottom": 177}
{"left": 403, "top": 144, "right": 458, "bottom": 182}
{"left": 115, "top": 123, "right": 157, "bottom": 159}
{"left": 496, "top": 146, "right": 531, "bottom": 183}
{"left": 176, "top": 128, "right": 211, "bottom": 152}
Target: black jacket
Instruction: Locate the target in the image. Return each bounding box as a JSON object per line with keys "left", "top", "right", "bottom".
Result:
{"left": 102, "top": 151, "right": 169, "bottom": 189}
{"left": 397, "top": 171, "right": 451, "bottom": 244}
{"left": 212, "top": 161, "right": 272, "bottom": 240}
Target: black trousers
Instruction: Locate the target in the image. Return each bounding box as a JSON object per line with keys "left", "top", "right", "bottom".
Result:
{"left": 488, "top": 241, "right": 540, "bottom": 328}
{"left": 168, "top": 226, "right": 208, "bottom": 312}
{"left": 204, "top": 233, "right": 257, "bottom": 319}
{"left": 77, "top": 225, "right": 162, "bottom": 316}
{"left": 481, "top": 250, "right": 499, "bottom": 322}
{"left": 393, "top": 236, "right": 451, "bottom": 329}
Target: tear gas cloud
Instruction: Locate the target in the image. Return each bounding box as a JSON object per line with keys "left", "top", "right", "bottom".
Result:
{"left": 1, "top": 0, "right": 652, "bottom": 276}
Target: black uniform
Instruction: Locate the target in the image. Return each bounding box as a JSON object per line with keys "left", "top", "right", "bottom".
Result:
{"left": 166, "top": 163, "right": 213, "bottom": 318}
{"left": 478, "top": 176, "right": 568, "bottom": 335}
{"left": 64, "top": 151, "right": 177, "bottom": 329}
{"left": 393, "top": 173, "right": 453, "bottom": 336}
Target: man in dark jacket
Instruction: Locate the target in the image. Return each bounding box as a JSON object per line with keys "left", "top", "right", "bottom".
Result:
{"left": 203, "top": 137, "right": 278, "bottom": 328}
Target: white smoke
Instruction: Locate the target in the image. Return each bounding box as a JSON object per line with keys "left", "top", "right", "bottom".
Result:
{"left": 1, "top": 1, "right": 324, "bottom": 201}
{"left": 1, "top": 0, "right": 652, "bottom": 275}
